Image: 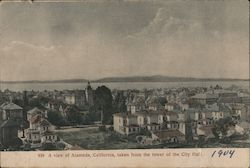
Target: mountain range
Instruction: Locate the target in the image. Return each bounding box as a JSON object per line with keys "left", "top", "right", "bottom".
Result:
{"left": 0, "top": 75, "right": 248, "bottom": 83}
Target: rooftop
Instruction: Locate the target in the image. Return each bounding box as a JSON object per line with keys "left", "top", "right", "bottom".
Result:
{"left": 27, "top": 107, "right": 43, "bottom": 115}
{"left": 40, "top": 119, "right": 51, "bottom": 126}
{"left": 153, "top": 129, "right": 184, "bottom": 140}
{"left": 191, "top": 93, "right": 218, "bottom": 99}
{"left": 1, "top": 102, "right": 23, "bottom": 110}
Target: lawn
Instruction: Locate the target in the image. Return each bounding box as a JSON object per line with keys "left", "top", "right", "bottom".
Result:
{"left": 55, "top": 128, "right": 142, "bottom": 150}
{"left": 56, "top": 127, "right": 250, "bottom": 149}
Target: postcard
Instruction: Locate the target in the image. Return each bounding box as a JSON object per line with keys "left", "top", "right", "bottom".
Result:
{"left": 0, "top": 0, "right": 249, "bottom": 167}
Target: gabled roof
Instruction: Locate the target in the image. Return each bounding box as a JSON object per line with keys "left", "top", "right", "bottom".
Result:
{"left": 1, "top": 102, "right": 23, "bottom": 110}
{"left": 153, "top": 129, "right": 184, "bottom": 140}
{"left": 40, "top": 119, "right": 51, "bottom": 127}
{"left": 30, "top": 114, "right": 42, "bottom": 124}
{"left": 27, "top": 107, "right": 43, "bottom": 115}
{"left": 197, "top": 126, "right": 214, "bottom": 137}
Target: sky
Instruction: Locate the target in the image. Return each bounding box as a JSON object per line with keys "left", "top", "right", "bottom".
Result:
{"left": 0, "top": 0, "right": 249, "bottom": 81}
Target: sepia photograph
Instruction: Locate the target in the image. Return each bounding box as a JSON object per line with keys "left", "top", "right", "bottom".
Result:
{"left": 0, "top": 0, "right": 249, "bottom": 157}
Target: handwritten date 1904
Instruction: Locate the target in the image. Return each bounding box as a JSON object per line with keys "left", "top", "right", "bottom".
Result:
{"left": 211, "top": 150, "right": 235, "bottom": 158}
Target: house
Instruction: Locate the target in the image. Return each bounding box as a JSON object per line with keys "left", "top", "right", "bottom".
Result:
{"left": 113, "top": 110, "right": 165, "bottom": 135}
{"left": 136, "top": 135, "right": 155, "bottom": 145}
{"left": 179, "top": 102, "right": 189, "bottom": 111}
{"left": 191, "top": 93, "right": 218, "bottom": 105}
{"left": 230, "top": 104, "right": 247, "bottom": 121}
{"left": 211, "top": 111, "right": 224, "bottom": 121}
{"left": 127, "top": 101, "right": 146, "bottom": 114}
{"left": 194, "top": 111, "right": 212, "bottom": 121}
{"left": 165, "top": 103, "right": 180, "bottom": 111}
{"left": 238, "top": 93, "right": 250, "bottom": 106}
{"left": 148, "top": 102, "right": 163, "bottom": 111}
{"left": 26, "top": 114, "right": 58, "bottom": 148}
{"left": 41, "top": 130, "right": 58, "bottom": 144}
{"left": 164, "top": 111, "right": 178, "bottom": 122}
{"left": 113, "top": 113, "right": 139, "bottom": 135}
{"left": 226, "top": 125, "right": 245, "bottom": 137}
{"left": 152, "top": 129, "right": 185, "bottom": 143}
{"left": 196, "top": 126, "right": 215, "bottom": 140}
{"left": 64, "top": 90, "right": 87, "bottom": 108}
{"left": 136, "top": 111, "right": 163, "bottom": 131}
{"left": 0, "top": 118, "right": 22, "bottom": 148}
{"left": 215, "top": 90, "right": 240, "bottom": 104}
{"left": 0, "top": 102, "right": 23, "bottom": 124}
{"left": 27, "top": 107, "right": 45, "bottom": 121}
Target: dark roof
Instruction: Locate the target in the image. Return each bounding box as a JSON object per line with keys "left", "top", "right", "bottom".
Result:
{"left": 198, "top": 126, "right": 215, "bottom": 137}
{"left": 27, "top": 107, "right": 43, "bottom": 115}
{"left": 30, "top": 114, "right": 42, "bottom": 124}
{"left": 153, "top": 129, "right": 184, "bottom": 140}
{"left": 1, "top": 102, "right": 23, "bottom": 110}
{"left": 40, "top": 119, "right": 51, "bottom": 126}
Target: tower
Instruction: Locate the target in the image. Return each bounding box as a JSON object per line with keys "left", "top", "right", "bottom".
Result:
{"left": 85, "top": 81, "right": 94, "bottom": 106}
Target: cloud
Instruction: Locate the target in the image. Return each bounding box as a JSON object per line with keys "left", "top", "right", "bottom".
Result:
{"left": 127, "top": 7, "right": 203, "bottom": 41}
{"left": 124, "top": 7, "right": 249, "bottom": 79}
{"left": 2, "top": 41, "right": 55, "bottom": 53}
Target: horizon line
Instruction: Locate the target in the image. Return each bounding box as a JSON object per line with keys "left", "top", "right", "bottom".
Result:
{"left": 0, "top": 75, "right": 249, "bottom": 83}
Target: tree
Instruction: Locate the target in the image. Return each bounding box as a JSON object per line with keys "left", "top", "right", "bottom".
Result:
{"left": 113, "top": 92, "right": 127, "bottom": 113}
{"left": 212, "top": 117, "right": 235, "bottom": 141}
{"left": 28, "top": 98, "right": 44, "bottom": 109}
{"left": 94, "top": 86, "right": 113, "bottom": 124}
{"left": 65, "top": 106, "right": 83, "bottom": 125}
{"left": 47, "top": 111, "right": 67, "bottom": 126}
{"left": 82, "top": 106, "right": 99, "bottom": 124}
{"left": 157, "top": 97, "right": 167, "bottom": 106}
{"left": 67, "top": 112, "right": 83, "bottom": 125}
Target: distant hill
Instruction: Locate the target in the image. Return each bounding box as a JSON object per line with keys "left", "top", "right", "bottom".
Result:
{"left": 92, "top": 75, "right": 248, "bottom": 83}
{"left": 0, "top": 75, "right": 248, "bottom": 83}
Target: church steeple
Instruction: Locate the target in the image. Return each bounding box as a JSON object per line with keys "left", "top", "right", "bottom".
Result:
{"left": 87, "top": 81, "right": 92, "bottom": 90}
{"left": 85, "top": 81, "right": 94, "bottom": 106}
